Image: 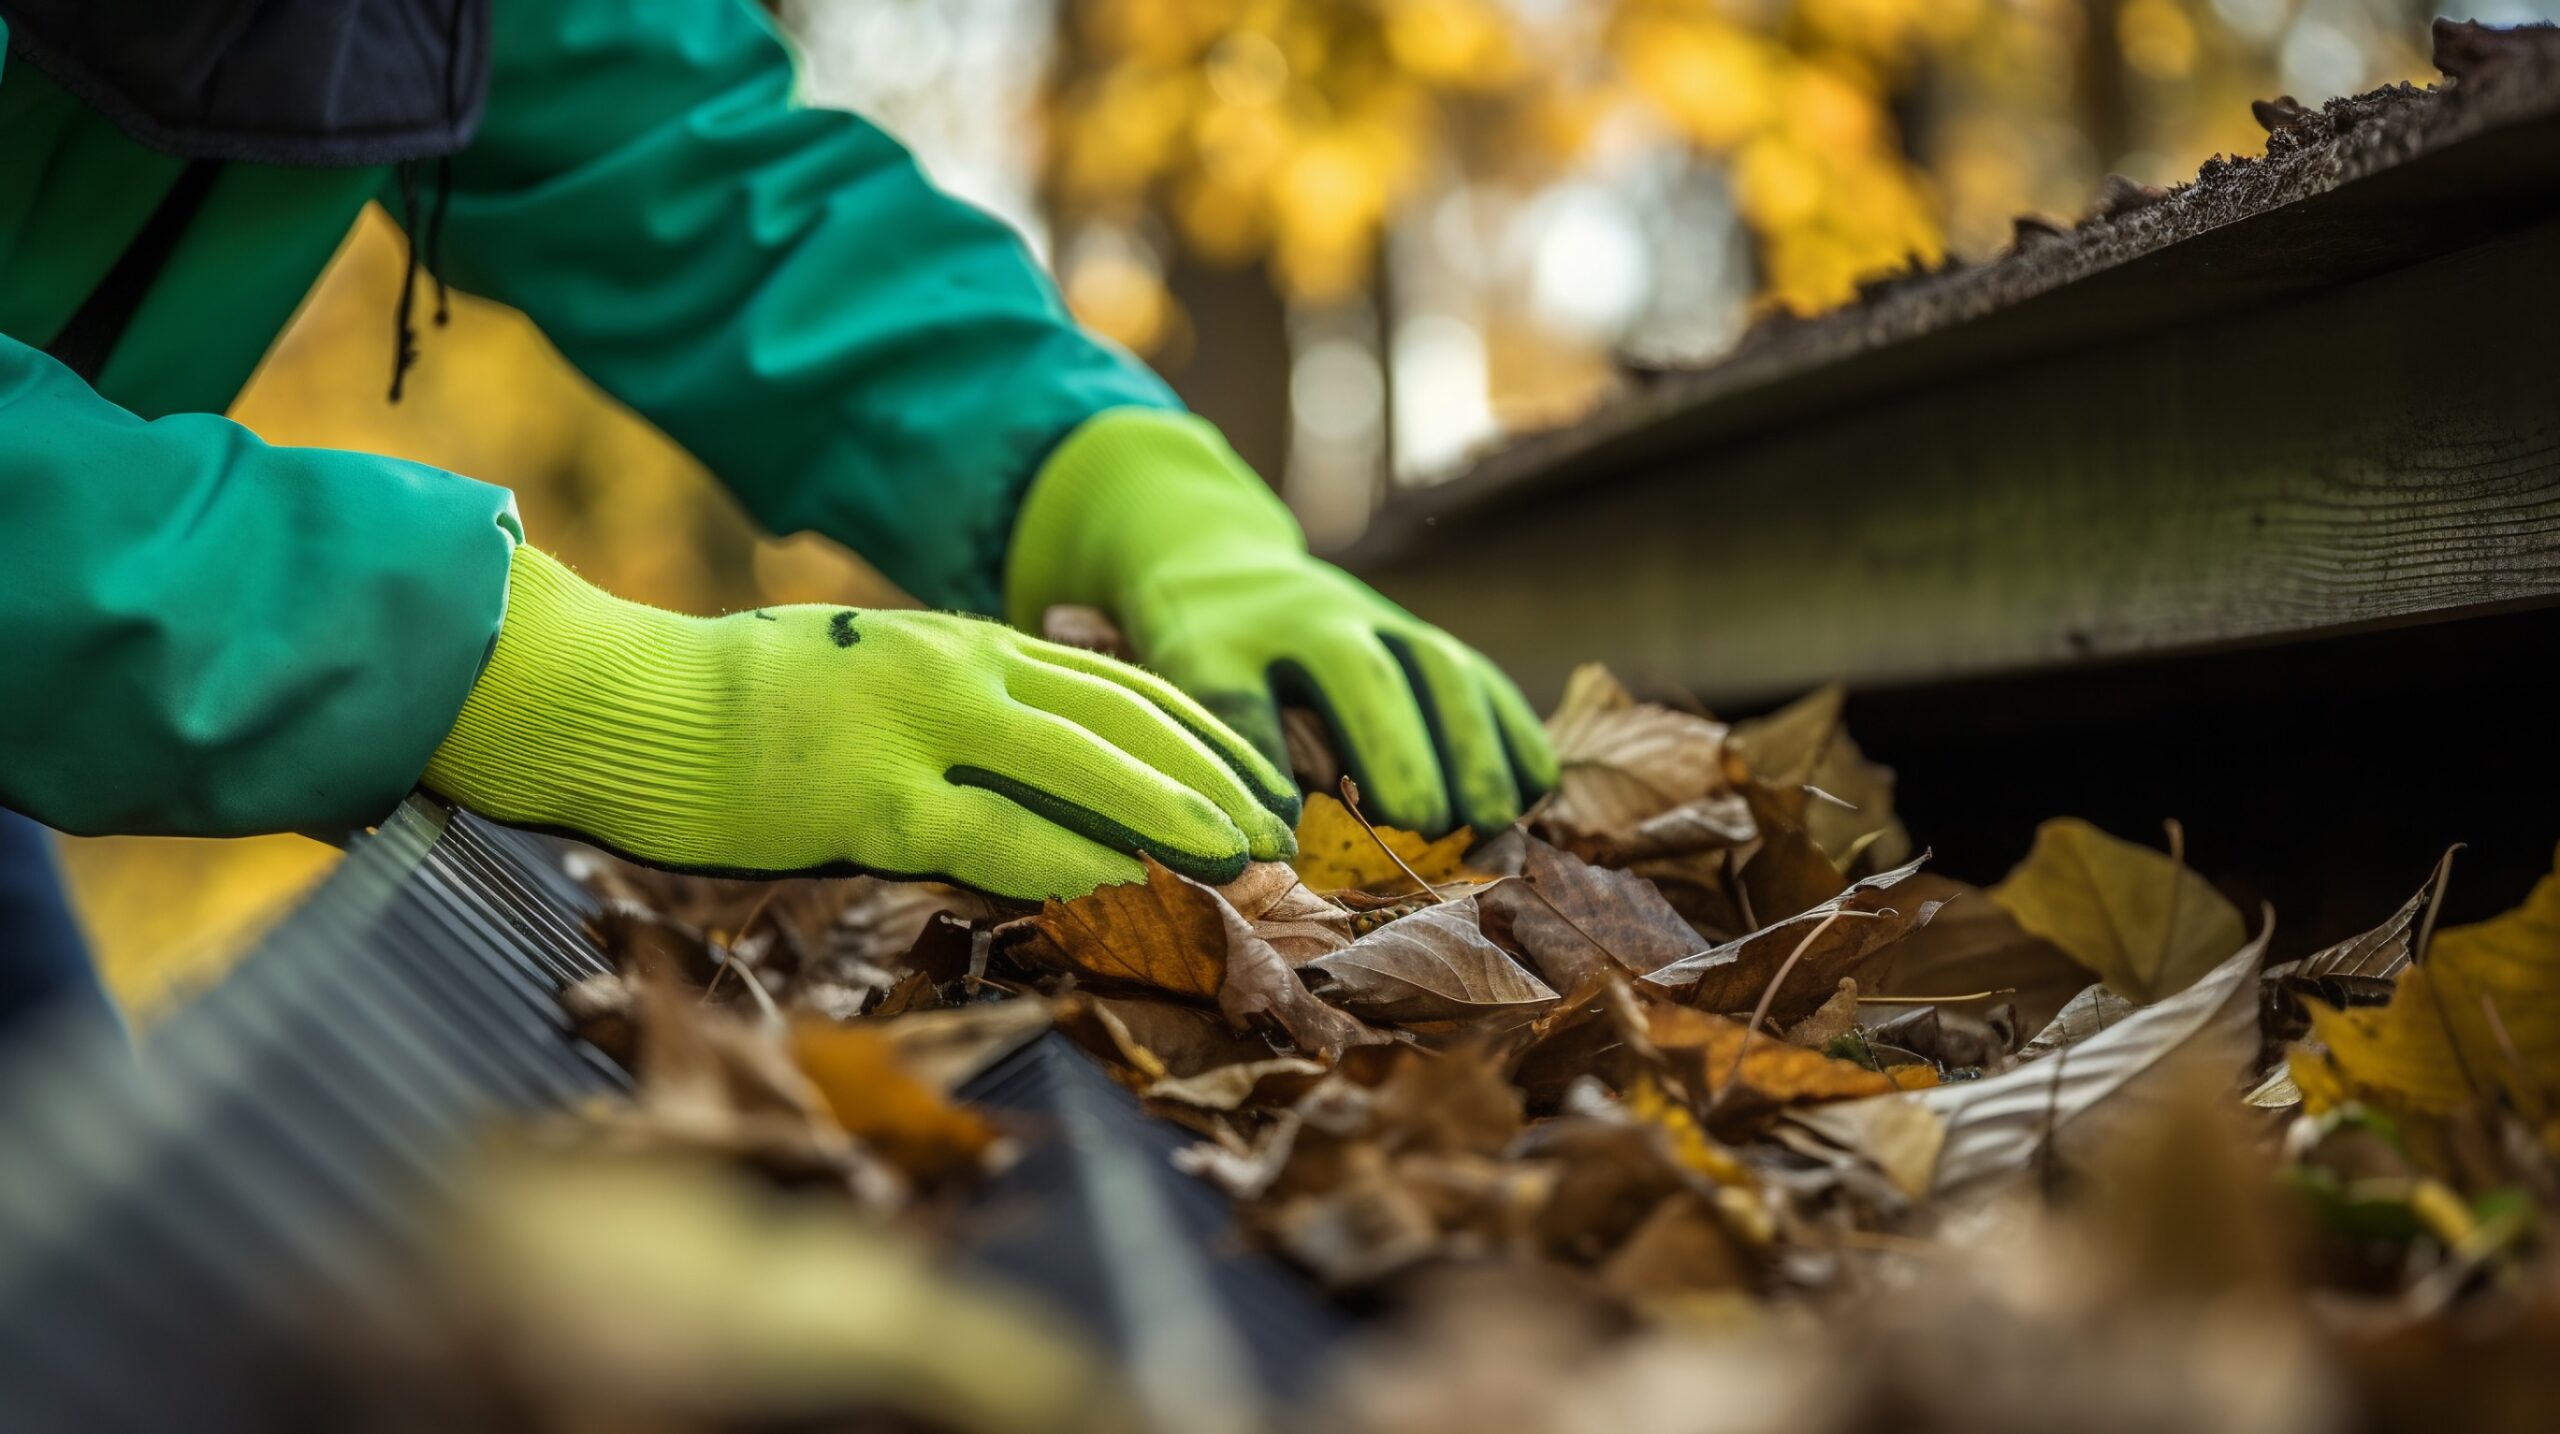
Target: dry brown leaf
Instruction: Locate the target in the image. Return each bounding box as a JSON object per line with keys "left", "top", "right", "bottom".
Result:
{"left": 789, "top": 1020, "right": 1000, "bottom": 1184}
{"left": 1478, "top": 834, "right": 1706, "bottom": 991}
{"left": 1729, "top": 763, "right": 1851, "bottom": 925}
{"left": 1538, "top": 664, "right": 1737, "bottom": 859}
{"left": 867, "top": 997, "right": 1054, "bottom": 1093}
{"left": 596, "top": 970, "right": 880, "bottom": 1190}
{"left": 1303, "top": 898, "right": 1558, "bottom": 1023}
{"left": 1783, "top": 978, "right": 1862, "bottom": 1048}
{"left": 1290, "top": 793, "right": 1478, "bottom": 895}
{"left": 1008, "top": 856, "right": 1383, "bottom": 1058}
{"left": 1860, "top": 876, "right": 2090, "bottom": 1036}
{"left": 1144, "top": 1058, "right": 1330, "bottom": 1112}
{"left": 1644, "top": 854, "right": 1940, "bottom": 1023}
{"left": 1006, "top": 855, "right": 1229, "bottom": 999}
{"left": 1219, "top": 861, "right": 1358, "bottom": 963}
{"left": 1084, "top": 995, "right": 1276, "bottom": 1078}
{"left": 830, "top": 879, "right": 1007, "bottom": 970}
{"left": 1728, "top": 684, "right": 1911, "bottom": 873}
{"left": 1212, "top": 891, "right": 1393, "bottom": 1059}
{"left": 1596, "top": 1192, "right": 1753, "bottom": 1300}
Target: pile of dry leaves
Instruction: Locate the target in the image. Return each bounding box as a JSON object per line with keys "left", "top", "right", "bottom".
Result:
{"left": 379, "top": 661, "right": 2560, "bottom": 1432}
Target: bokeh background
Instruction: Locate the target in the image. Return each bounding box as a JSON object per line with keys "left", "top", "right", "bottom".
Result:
{"left": 59, "top": 0, "right": 2559, "bottom": 1010}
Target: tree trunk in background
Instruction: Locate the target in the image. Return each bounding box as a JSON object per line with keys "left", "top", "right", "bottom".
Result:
{"left": 1163, "top": 252, "right": 1292, "bottom": 484}
{"left": 2076, "top": 0, "right": 2133, "bottom": 173}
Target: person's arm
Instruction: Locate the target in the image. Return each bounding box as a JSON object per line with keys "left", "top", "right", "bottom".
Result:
{"left": 0, "top": 331, "right": 520, "bottom": 837}
{"left": 421, "top": 0, "right": 1174, "bottom": 615}
{"left": 423, "top": 0, "right": 1556, "bottom": 836}
{"left": 0, "top": 331, "right": 1293, "bottom": 893}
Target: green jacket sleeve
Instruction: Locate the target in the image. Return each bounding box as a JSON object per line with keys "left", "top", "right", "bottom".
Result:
{"left": 423, "top": 0, "right": 1179, "bottom": 614}
{"left": 0, "top": 331, "right": 523, "bottom": 837}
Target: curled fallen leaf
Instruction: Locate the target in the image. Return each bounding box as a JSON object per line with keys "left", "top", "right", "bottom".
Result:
{"left": 1644, "top": 854, "right": 1941, "bottom": 1023}
{"left": 1218, "top": 861, "right": 1358, "bottom": 963}
{"left": 1537, "top": 664, "right": 1740, "bottom": 860}
{"left": 1303, "top": 897, "right": 1558, "bottom": 1023}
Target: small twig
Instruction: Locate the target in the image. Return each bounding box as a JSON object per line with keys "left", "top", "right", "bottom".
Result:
{"left": 702, "top": 886, "right": 785, "bottom": 1004}
{"left": 1337, "top": 775, "right": 1443, "bottom": 903}
{"left": 1856, "top": 989, "right": 2018, "bottom": 1005}
{"left": 1707, "top": 907, "right": 1847, "bottom": 1115}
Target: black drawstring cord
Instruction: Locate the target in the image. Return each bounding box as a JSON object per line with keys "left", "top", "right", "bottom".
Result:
{"left": 427, "top": 155, "right": 454, "bottom": 325}
{"left": 388, "top": 157, "right": 457, "bottom": 402}
{"left": 389, "top": 0, "right": 471, "bottom": 403}
{"left": 390, "top": 160, "right": 423, "bottom": 402}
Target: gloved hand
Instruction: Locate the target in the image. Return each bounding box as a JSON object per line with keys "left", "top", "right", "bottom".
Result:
{"left": 422, "top": 547, "right": 1299, "bottom": 898}
{"left": 1007, "top": 409, "right": 1558, "bottom": 837}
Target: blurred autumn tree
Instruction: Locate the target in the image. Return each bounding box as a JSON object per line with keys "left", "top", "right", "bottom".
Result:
{"left": 64, "top": 0, "right": 2479, "bottom": 1004}
{"left": 1037, "top": 0, "right": 2444, "bottom": 517}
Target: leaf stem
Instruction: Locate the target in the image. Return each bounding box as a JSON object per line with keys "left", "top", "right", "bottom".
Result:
{"left": 1707, "top": 907, "right": 1846, "bottom": 1115}
{"left": 1337, "top": 775, "right": 1444, "bottom": 904}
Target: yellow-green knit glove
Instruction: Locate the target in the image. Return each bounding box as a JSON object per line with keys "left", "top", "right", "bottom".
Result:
{"left": 1006, "top": 409, "right": 1558, "bottom": 837}
{"left": 423, "top": 547, "right": 1298, "bottom": 898}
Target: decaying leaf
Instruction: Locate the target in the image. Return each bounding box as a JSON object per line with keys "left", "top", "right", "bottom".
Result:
{"left": 1538, "top": 664, "right": 1739, "bottom": 859}
{"left": 1006, "top": 855, "right": 1231, "bottom": 999}
{"left": 1303, "top": 897, "right": 1559, "bottom": 1022}
{"left": 2299, "top": 846, "right": 2560, "bottom": 1121}
{"left": 1992, "top": 818, "right": 2247, "bottom": 1003}
{"left": 1007, "top": 855, "right": 1385, "bottom": 1059}
{"left": 1290, "top": 792, "right": 1479, "bottom": 895}
{"left": 1861, "top": 876, "right": 2090, "bottom": 1036}
{"left": 1477, "top": 834, "right": 1706, "bottom": 990}
{"left": 1144, "top": 1057, "right": 1330, "bottom": 1112}
{"left": 1783, "top": 979, "right": 1862, "bottom": 1048}
{"left": 1728, "top": 683, "right": 1911, "bottom": 873}
{"left": 1644, "top": 854, "right": 1940, "bottom": 1023}
{"left": 2019, "top": 983, "right": 2138, "bottom": 1060}
{"left": 1218, "top": 861, "right": 1358, "bottom": 963}
{"left": 1212, "top": 893, "right": 1394, "bottom": 1059}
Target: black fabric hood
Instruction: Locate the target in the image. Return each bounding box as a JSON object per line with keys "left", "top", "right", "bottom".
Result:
{"left": 0, "top": 0, "right": 488, "bottom": 166}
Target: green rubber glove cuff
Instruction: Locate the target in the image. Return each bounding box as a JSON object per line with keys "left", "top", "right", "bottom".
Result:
{"left": 1005, "top": 409, "right": 1303, "bottom": 629}
{"left": 422, "top": 546, "right": 1301, "bottom": 895}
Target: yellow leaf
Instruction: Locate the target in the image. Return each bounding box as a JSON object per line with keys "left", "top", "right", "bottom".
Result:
{"left": 1289, "top": 792, "right": 1476, "bottom": 894}
{"left": 1991, "top": 818, "right": 2246, "bottom": 1004}
{"left": 788, "top": 1021, "right": 997, "bottom": 1184}
{"left": 1623, "top": 1074, "right": 1751, "bottom": 1186}
{"left": 2307, "top": 847, "right": 2560, "bottom": 1121}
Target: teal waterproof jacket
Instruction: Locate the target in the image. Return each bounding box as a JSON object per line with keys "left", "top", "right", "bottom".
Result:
{"left": 0, "top": 1, "right": 1178, "bottom": 839}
